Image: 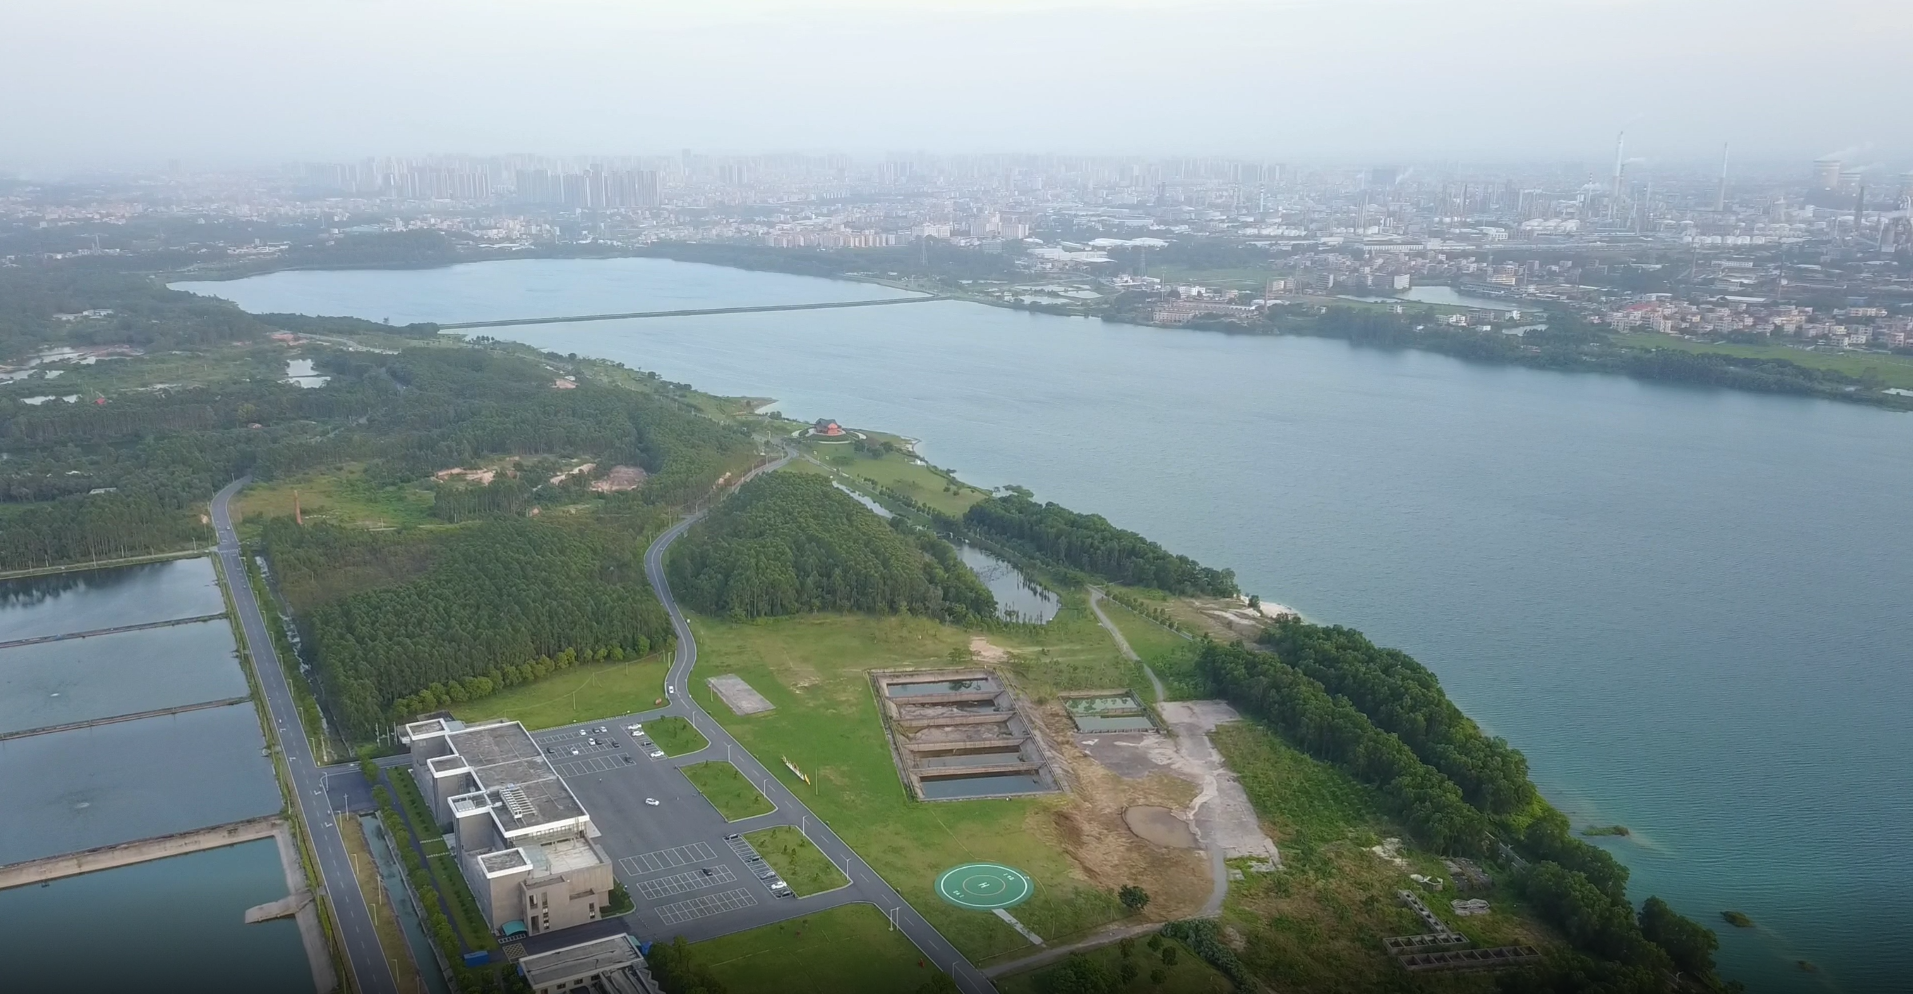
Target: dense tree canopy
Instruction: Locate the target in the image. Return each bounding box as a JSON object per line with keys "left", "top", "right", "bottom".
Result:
{"left": 269, "top": 516, "right": 672, "bottom": 738}
{"left": 1257, "top": 618, "right": 1534, "bottom": 815}
{"left": 963, "top": 494, "right": 1236, "bottom": 596}
{"left": 1194, "top": 639, "right": 1490, "bottom": 854}
{"left": 1, "top": 343, "right": 754, "bottom": 570}
{"left": 669, "top": 472, "right": 994, "bottom": 623}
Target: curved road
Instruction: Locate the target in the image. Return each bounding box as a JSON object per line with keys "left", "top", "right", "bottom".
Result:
{"left": 213, "top": 477, "right": 396, "bottom": 994}
{"left": 641, "top": 457, "right": 997, "bottom": 994}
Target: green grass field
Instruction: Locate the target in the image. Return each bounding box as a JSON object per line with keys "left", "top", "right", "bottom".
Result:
{"left": 1617, "top": 333, "right": 1913, "bottom": 390}
{"left": 993, "top": 590, "right": 1148, "bottom": 698}
{"left": 797, "top": 435, "right": 990, "bottom": 517}
{"left": 642, "top": 715, "right": 709, "bottom": 756}
{"left": 745, "top": 825, "right": 849, "bottom": 896}
{"left": 695, "top": 903, "right": 945, "bottom": 994}
{"left": 236, "top": 462, "right": 439, "bottom": 532}
{"left": 689, "top": 612, "right": 1131, "bottom": 964}
{"left": 448, "top": 654, "right": 668, "bottom": 731}
{"left": 995, "top": 936, "right": 1233, "bottom": 994}
{"left": 682, "top": 761, "right": 775, "bottom": 821}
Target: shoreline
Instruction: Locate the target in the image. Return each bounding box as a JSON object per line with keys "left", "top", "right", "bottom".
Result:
{"left": 169, "top": 251, "right": 1913, "bottom": 415}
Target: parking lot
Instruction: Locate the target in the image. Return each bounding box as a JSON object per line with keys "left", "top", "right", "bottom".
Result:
{"left": 535, "top": 716, "right": 821, "bottom": 943}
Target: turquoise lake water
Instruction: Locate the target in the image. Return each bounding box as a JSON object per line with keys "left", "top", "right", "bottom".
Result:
{"left": 179, "top": 257, "right": 1913, "bottom": 991}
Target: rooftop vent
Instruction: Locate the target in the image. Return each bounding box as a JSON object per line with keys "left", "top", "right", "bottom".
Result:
{"left": 499, "top": 783, "right": 535, "bottom": 822}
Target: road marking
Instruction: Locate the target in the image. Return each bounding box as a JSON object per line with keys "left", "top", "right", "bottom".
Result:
{"left": 553, "top": 754, "right": 628, "bottom": 777}
{"left": 637, "top": 864, "right": 737, "bottom": 900}
{"left": 619, "top": 842, "right": 718, "bottom": 877}
{"left": 655, "top": 887, "right": 758, "bottom": 925}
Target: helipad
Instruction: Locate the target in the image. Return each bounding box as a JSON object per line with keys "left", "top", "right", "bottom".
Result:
{"left": 934, "top": 863, "right": 1033, "bottom": 910}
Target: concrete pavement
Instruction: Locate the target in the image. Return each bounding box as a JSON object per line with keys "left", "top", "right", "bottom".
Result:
{"left": 212, "top": 477, "right": 399, "bottom": 994}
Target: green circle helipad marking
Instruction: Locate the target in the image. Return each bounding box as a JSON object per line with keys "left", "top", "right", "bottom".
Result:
{"left": 935, "top": 863, "right": 1033, "bottom": 910}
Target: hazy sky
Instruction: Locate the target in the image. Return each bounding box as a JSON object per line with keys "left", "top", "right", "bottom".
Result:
{"left": 4, "top": 0, "right": 1907, "bottom": 168}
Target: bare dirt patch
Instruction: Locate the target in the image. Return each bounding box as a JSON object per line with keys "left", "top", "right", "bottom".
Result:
{"left": 969, "top": 636, "right": 1010, "bottom": 663}
{"left": 591, "top": 464, "right": 646, "bottom": 492}
{"left": 1024, "top": 705, "right": 1211, "bottom": 923}
{"left": 1122, "top": 806, "right": 1198, "bottom": 849}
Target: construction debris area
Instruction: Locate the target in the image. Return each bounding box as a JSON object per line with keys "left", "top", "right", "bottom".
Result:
{"left": 872, "top": 668, "right": 1060, "bottom": 801}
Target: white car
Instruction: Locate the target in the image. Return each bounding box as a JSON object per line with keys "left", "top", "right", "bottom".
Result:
{"left": 570, "top": 749, "right": 580, "bottom": 756}
{"left": 648, "top": 749, "right": 665, "bottom": 759}
{"left": 644, "top": 797, "right": 660, "bottom": 807}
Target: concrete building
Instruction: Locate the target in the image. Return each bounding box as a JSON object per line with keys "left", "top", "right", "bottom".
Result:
{"left": 517, "top": 935, "right": 660, "bottom": 994}
{"left": 401, "top": 718, "right": 615, "bottom": 938}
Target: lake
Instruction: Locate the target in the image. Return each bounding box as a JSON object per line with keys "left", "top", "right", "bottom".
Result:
{"left": 178, "top": 257, "right": 1913, "bottom": 991}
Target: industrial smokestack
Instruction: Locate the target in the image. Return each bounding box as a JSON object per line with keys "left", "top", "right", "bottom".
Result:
{"left": 1715, "top": 143, "right": 1729, "bottom": 212}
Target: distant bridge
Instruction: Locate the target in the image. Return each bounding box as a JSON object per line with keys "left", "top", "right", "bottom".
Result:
{"left": 437, "top": 294, "right": 941, "bottom": 330}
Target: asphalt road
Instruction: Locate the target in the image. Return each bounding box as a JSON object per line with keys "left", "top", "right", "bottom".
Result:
{"left": 212, "top": 477, "right": 397, "bottom": 994}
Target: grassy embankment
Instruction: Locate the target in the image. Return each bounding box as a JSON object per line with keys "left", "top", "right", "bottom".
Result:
{"left": 643, "top": 715, "right": 709, "bottom": 756}
{"left": 1211, "top": 721, "right": 1549, "bottom": 993}
{"left": 1617, "top": 332, "right": 1913, "bottom": 390}
{"left": 682, "top": 761, "right": 776, "bottom": 821}
{"left": 695, "top": 904, "right": 945, "bottom": 994}
{"left": 686, "top": 611, "right": 1142, "bottom": 965}
{"left": 995, "top": 935, "right": 1233, "bottom": 994}
{"left": 784, "top": 430, "right": 991, "bottom": 518}
{"left": 448, "top": 652, "right": 668, "bottom": 731}
{"left": 744, "top": 825, "right": 849, "bottom": 896}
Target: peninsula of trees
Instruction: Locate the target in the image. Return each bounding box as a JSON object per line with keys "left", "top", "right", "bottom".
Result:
{"left": 668, "top": 472, "right": 995, "bottom": 623}
{"left": 961, "top": 493, "right": 1237, "bottom": 597}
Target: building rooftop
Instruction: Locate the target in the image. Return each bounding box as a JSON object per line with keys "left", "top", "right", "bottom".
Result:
{"left": 518, "top": 935, "right": 642, "bottom": 989}
{"left": 440, "top": 720, "right": 587, "bottom": 836}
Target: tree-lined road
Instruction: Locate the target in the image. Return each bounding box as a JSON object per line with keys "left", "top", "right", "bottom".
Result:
{"left": 212, "top": 477, "right": 397, "bottom": 994}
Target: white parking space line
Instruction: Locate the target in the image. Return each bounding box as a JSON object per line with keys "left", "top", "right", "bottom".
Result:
{"left": 636, "top": 865, "right": 737, "bottom": 900}
{"left": 655, "top": 887, "right": 758, "bottom": 925}
{"left": 553, "top": 754, "right": 627, "bottom": 777}
{"left": 619, "top": 842, "right": 719, "bottom": 877}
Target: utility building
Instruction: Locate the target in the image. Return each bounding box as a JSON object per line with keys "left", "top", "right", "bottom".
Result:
{"left": 402, "top": 718, "right": 615, "bottom": 938}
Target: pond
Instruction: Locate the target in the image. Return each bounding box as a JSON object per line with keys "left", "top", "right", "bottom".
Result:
{"left": 957, "top": 544, "right": 1060, "bottom": 624}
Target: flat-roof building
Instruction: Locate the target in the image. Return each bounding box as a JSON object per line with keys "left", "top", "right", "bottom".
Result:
{"left": 401, "top": 718, "right": 615, "bottom": 938}
{"left": 517, "top": 935, "right": 660, "bottom": 994}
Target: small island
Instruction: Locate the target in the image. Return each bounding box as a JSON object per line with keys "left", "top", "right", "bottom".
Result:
{"left": 1722, "top": 911, "right": 1754, "bottom": 928}
{"left": 1581, "top": 824, "right": 1630, "bottom": 837}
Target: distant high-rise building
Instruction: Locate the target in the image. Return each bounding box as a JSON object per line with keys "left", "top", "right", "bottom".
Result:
{"left": 1815, "top": 157, "right": 1843, "bottom": 191}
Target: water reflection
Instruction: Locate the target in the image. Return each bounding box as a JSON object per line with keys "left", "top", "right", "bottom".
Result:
{"left": 957, "top": 544, "right": 1060, "bottom": 624}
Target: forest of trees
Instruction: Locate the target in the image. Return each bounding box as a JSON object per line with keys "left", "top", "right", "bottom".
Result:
{"left": 0, "top": 338, "right": 754, "bottom": 570}
{"left": 962, "top": 494, "right": 1237, "bottom": 596}
{"left": 1195, "top": 640, "right": 1491, "bottom": 854}
{"left": 1256, "top": 619, "right": 1535, "bottom": 815}
{"left": 668, "top": 473, "right": 995, "bottom": 622}
{"left": 267, "top": 516, "right": 672, "bottom": 738}
{"left": 1195, "top": 635, "right": 1730, "bottom": 992}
